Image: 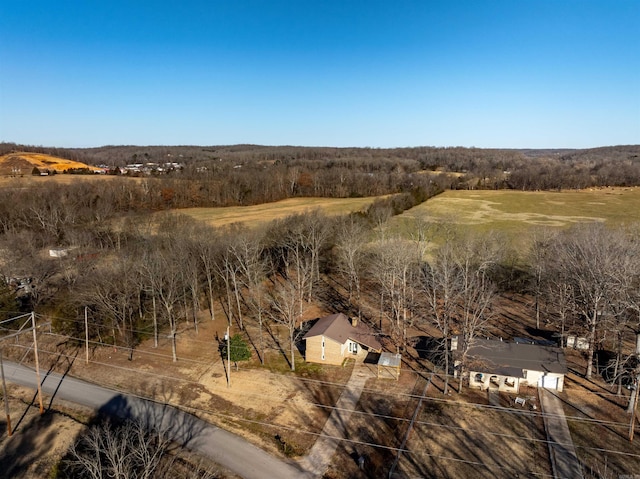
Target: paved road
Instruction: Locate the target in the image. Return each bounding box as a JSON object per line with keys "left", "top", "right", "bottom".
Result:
{"left": 539, "top": 388, "right": 584, "bottom": 479}
{"left": 3, "top": 361, "right": 306, "bottom": 479}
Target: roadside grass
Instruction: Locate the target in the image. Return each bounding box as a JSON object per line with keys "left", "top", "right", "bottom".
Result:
{"left": 176, "top": 197, "right": 379, "bottom": 228}
{"left": 390, "top": 187, "right": 640, "bottom": 250}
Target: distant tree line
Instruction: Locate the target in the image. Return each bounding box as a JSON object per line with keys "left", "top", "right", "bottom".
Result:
{"left": 2, "top": 142, "right": 639, "bottom": 192}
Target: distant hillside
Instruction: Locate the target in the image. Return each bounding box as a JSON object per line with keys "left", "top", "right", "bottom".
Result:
{"left": 0, "top": 152, "right": 102, "bottom": 175}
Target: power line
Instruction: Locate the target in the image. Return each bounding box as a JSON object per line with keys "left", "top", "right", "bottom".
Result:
{"left": 7, "top": 316, "right": 639, "bottom": 467}
{"left": 10, "top": 321, "right": 636, "bottom": 429}
{"left": 6, "top": 340, "right": 640, "bottom": 478}
{"left": 35, "top": 329, "right": 636, "bottom": 426}
{"left": 6, "top": 340, "right": 637, "bottom": 434}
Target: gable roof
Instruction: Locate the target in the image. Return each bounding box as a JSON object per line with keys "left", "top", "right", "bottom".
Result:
{"left": 466, "top": 339, "right": 567, "bottom": 378}
{"left": 303, "top": 313, "right": 382, "bottom": 351}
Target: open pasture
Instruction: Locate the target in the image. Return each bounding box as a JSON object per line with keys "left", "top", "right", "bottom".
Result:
{"left": 0, "top": 174, "right": 126, "bottom": 188}
{"left": 393, "top": 187, "right": 640, "bottom": 241}
{"left": 177, "top": 196, "right": 378, "bottom": 228}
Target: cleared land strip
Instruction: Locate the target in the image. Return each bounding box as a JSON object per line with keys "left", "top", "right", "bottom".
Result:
{"left": 176, "top": 196, "right": 380, "bottom": 228}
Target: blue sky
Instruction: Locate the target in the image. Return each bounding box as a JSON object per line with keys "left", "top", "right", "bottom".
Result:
{"left": 1, "top": 1, "right": 638, "bottom": 148}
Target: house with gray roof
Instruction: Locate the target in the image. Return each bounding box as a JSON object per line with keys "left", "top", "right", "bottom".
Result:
{"left": 303, "top": 313, "right": 382, "bottom": 365}
{"left": 465, "top": 338, "right": 567, "bottom": 393}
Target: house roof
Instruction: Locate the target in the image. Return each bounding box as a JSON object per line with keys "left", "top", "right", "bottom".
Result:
{"left": 466, "top": 339, "right": 567, "bottom": 378}
{"left": 303, "top": 313, "right": 382, "bottom": 351}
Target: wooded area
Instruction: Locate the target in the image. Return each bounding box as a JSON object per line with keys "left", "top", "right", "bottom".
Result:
{"left": 1, "top": 142, "right": 640, "bottom": 477}
{"left": 0, "top": 143, "right": 638, "bottom": 390}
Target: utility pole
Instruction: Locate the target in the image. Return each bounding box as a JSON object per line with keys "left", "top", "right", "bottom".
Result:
{"left": 630, "top": 375, "right": 640, "bottom": 442}
{"left": 84, "top": 306, "right": 89, "bottom": 365}
{"left": 0, "top": 349, "right": 12, "bottom": 436}
{"left": 226, "top": 325, "right": 231, "bottom": 389}
{"left": 31, "top": 312, "right": 44, "bottom": 414}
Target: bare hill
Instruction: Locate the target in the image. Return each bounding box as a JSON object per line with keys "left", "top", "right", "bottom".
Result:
{"left": 0, "top": 152, "right": 102, "bottom": 175}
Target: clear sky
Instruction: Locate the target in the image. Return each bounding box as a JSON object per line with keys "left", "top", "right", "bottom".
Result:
{"left": 0, "top": 1, "right": 638, "bottom": 149}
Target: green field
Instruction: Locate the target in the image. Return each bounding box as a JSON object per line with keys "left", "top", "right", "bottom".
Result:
{"left": 392, "top": 187, "right": 640, "bottom": 245}
{"left": 176, "top": 196, "right": 379, "bottom": 228}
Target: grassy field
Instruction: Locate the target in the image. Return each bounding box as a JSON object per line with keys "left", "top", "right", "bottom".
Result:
{"left": 391, "top": 187, "right": 640, "bottom": 246}
{"left": 177, "top": 197, "right": 379, "bottom": 228}
{"left": 0, "top": 174, "right": 128, "bottom": 188}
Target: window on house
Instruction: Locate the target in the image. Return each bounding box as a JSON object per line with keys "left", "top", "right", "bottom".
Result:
{"left": 505, "top": 378, "right": 515, "bottom": 387}
{"left": 474, "top": 373, "right": 483, "bottom": 383}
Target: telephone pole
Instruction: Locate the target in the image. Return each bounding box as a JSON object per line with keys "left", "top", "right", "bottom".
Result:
{"left": 0, "top": 349, "right": 12, "bottom": 436}
{"left": 31, "top": 312, "right": 44, "bottom": 414}
{"left": 630, "top": 375, "right": 640, "bottom": 441}
{"left": 85, "top": 306, "right": 89, "bottom": 365}
{"left": 226, "top": 325, "right": 231, "bottom": 389}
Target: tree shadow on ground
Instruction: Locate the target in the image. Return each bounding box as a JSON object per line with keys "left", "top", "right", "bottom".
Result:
{"left": 0, "top": 408, "right": 57, "bottom": 478}
{"left": 54, "top": 387, "right": 210, "bottom": 478}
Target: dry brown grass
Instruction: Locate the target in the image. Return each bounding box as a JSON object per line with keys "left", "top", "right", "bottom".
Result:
{"left": 393, "top": 187, "right": 640, "bottom": 249}
{"left": 176, "top": 197, "right": 380, "bottom": 228}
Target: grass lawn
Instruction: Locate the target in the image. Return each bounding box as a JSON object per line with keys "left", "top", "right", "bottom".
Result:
{"left": 391, "top": 187, "right": 640, "bottom": 249}
{"left": 176, "top": 197, "right": 379, "bottom": 228}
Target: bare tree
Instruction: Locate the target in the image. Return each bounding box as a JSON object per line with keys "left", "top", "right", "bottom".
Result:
{"left": 230, "top": 229, "right": 271, "bottom": 364}
{"left": 549, "top": 223, "right": 632, "bottom": 379}
{"left": 420, "top": 242, "right": 459, "bottom": 395}
{"left": 83, "top": 255, "right": 140, "bottom": 359}
{"left": 268, "top": 280, "right": 303, "bottom": 371}
{"left": 300, "top": 210, "right": 332, "bottom": 300}
{"left": 419, "top": 231, "right": 497, "bottom": 393}
{"left": 264, "top": 215, "right": 316, "bottom": 315}
{"left": 545, "top": 279, "right": 577, "bottom": 348}
{"left": 456, "top": 271, "right": 496, "bottom": 392}
{"left": 528, "top": 228, "right": 557, "bottom": 329}
{"left": 66, "top": 418, "right": 218, "bottom": 479}
{"left": 191, "top": 226, "right": 221, "bottom": 322}
{"left": 334, "top": 215, "right": 370, "bottom": 319}
{"left": 215, "top": 232, "right": 244, "bottom": 328}
{"left": 141, "top": 246, "right": 185, "bottom": 362}
{"left": 370, "top": 237, "right": 420, "bottom": 352}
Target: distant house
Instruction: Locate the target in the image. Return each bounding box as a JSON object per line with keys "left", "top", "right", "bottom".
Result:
{"left": 49, "top": 247, "right": 72, "bottom": 258}
{"left": 465, "top": 339, "right": 567, "bottom": 393}
{"left": 303, "top": 313, "right": 382, "bottom": 365}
